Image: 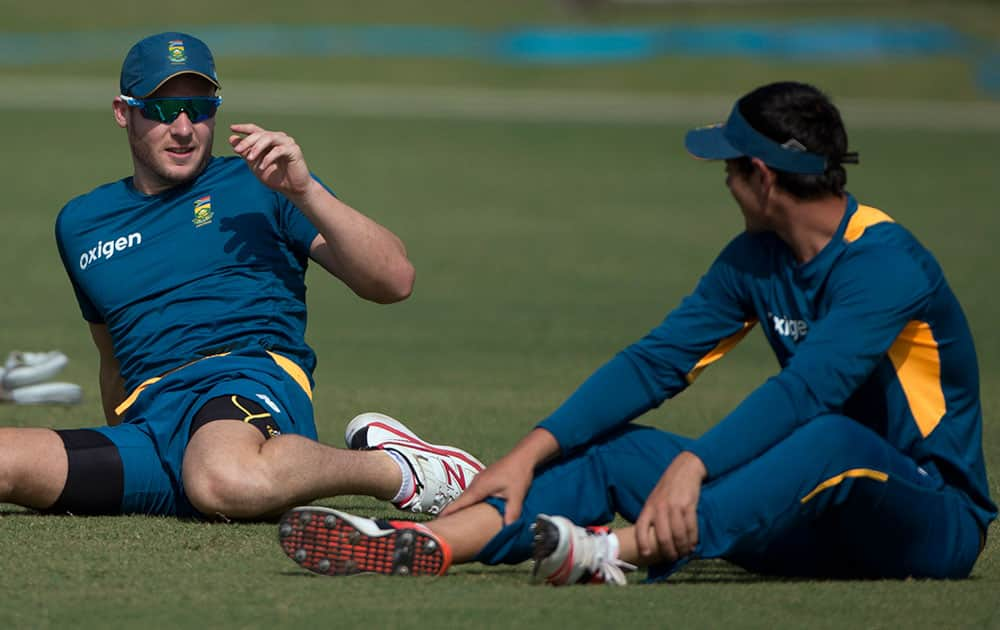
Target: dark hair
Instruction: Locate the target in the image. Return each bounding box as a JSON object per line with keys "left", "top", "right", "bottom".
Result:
{"left": 732, "top": 82, "right": 853, "bottom": 199}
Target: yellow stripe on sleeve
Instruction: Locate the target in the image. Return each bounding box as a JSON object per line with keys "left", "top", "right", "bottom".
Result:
{"left": 686, "top": 319, "right": 757, "bottom": 385}
{"left": 888, "top": 321, "right": 946, "bottom": 438}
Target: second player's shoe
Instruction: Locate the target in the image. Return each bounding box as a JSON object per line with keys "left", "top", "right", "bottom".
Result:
{"left": 531, "top": 514, "right": 636, "bottom": 586}
{"left": 344, "top": 412, "right": 485, "bottom": 515}
{"left": 278, "top": 506, "right": 451, "bottom": 577}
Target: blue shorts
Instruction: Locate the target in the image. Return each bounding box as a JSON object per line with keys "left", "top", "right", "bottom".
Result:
{"left": 76, "top": 350, "right": 316, "bottom": 517}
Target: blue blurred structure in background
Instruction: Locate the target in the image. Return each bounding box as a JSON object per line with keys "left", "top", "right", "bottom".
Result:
{"left": 1, "top": 22, "right": 996, "bottom": 96}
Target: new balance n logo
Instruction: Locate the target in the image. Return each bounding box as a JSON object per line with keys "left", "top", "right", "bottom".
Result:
{"left": 441, "top": 460, "right": 468, "bottom": 489}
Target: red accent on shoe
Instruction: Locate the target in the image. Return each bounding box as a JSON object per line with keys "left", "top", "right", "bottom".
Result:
{"left": 388, "top": 521, "right": 453, "bottom": 574}
{"left": 583, "top": 525, "right": 613, "bottom": 583}
{"left": 441, "top": 460, "right": 468, "bottom": 489}
{"left": 367, "top": 421, "right": 485, "bottom": 472}
{"left": 585, "top": 526, "right": 611, "bottom": 535}
{"left": 394, "top": 486, "right": 418, "bottom": 509}
{"left": 548, "top": 543, "right": 576, "bottom": 585}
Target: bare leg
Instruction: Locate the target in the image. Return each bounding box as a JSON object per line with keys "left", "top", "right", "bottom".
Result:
{"left": 0, "top": 428, "right": 68, "bottom": 509}
{"left": 424, "top": 503, "right": 504, "bottom": 563}
{"left": 182, "top": 421, "right": 404, "bottom": 519}
{"left": 427, "top": 514, "right": 656, "bottom": 569}
{"left": 611, "top": 525, "right": 660, "bottom": 566}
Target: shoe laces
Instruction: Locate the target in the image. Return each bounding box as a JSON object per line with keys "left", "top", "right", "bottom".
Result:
{"left": 423, "top": 461, "right": 462, "bottom": 514}
{"left": 578, "top": 529, "right": 636, "bottom": 586}
{"left": 393, "top": 451, "right": 460, "bottom": 515}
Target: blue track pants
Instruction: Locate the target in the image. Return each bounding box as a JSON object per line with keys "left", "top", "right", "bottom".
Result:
{"left": 474, "top": 415, "right": 983, "bottom": 579}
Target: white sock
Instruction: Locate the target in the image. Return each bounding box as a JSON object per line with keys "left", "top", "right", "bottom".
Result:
{"left": 605, "top": 531, "right": 621, "bottom": 560}
{"left": 384, "top": 448, "right": 415, "bottom": 503}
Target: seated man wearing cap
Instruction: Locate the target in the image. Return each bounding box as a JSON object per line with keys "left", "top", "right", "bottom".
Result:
{"left": 0, "top": 32, "right": 485, "bottom": 520}
{"left": 278, "top": 81, "right": 994, "bottom": 584}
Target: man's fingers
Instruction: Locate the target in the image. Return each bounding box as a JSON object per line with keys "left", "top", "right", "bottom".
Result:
{"left": 239, "top": 135, "right": 297, "bottom": 169}
{"left": 440, "top": 492, "right": 473, "bottom": 516}
{"left": 231, "top": 133, "right": 261, "bottom": 157}
{"left": 243, "top": 134, "right": 280, "bottom": 162}
{"left": 229, "top": 122, "right": 262, "bottom": 135}
{"left": 634, "top": 510, "right": 653, "bottom": 557}
{"left": 684, "top": 506, "right": 699, "bottom": 555}
{"left": 257, "top": 144, "right": 296, "bottom": 173}
{"left": 502, "top": 491, "right": 524, "bottom": 526}
{"left": 441, "top": 480, "right": 488, "bottom": 516}
{"left": 669, "top": 507, "right": 690, "bottom": 557}
{"left": 662, "top": 505, "right": 697, "bottom": 558}
{"left": 655, "top": 509, "right": 679, "bottom": 561}
{"left": 232, "top": 130, "right": 277, "bottom": 158}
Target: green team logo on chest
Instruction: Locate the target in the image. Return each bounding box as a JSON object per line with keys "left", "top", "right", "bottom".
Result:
{"left": 192, "top": 195, "right": 214, "bottom": 228}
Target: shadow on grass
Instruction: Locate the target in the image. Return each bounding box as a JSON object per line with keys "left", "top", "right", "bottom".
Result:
{"left": 448, "top": 565, "right": 528, "bottom": 576}
{"left": 668, "top": 560, "right": 777, "bottom": 584}
{"left": 665, "top": 559, "right": 985, "bottom": 584}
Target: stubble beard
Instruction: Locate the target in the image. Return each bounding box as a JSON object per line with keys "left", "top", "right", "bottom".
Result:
{"left": 128, "top": 123, "right": 213, "bottom": 191}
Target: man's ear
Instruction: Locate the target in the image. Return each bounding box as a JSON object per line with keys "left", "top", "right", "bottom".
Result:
{"left": 750, "top": 157, "right": 776, "bottom": 190}
{"left": 112, "top": 97, "right": 129, "bottom": 129}
{"left": 749, "top": 156, "right": 779, "bottom": 207}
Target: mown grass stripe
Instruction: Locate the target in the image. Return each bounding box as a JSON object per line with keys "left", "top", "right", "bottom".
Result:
{"left": 3, "top": 76, "right": 1000, "bottom": 130}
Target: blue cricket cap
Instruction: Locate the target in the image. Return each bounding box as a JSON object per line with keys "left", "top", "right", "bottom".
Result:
{"left": 685, "top": 103, "right": 828, "bottom": 175}
{"left": 120, "top": 32, "right": 221, "bottom": 97}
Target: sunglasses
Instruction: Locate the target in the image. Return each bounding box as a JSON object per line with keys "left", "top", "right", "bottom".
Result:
{"left": 119, "top": 95, "right": 223, "bottom": 124}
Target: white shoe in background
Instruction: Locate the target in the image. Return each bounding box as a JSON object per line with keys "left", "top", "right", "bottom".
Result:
{"left": 2, "top": 351, "right": 69, "bottom": 389}
{"left": 2, "top": 382, "right": 83, "bottom": 405}
{"left": 0, "top": 351, "right": 82, "bottom": 405}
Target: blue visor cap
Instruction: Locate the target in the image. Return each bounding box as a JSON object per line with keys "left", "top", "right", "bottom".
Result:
{"left": 120, "top": 32, "right": 221, "bottom": 98}
{"left": 684, "top": 104, "right": 828, "bottom": 175}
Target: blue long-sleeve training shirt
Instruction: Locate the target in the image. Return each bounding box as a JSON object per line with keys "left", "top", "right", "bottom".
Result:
{"left": 538, "top": 195, "right": 996, "bottom": 529}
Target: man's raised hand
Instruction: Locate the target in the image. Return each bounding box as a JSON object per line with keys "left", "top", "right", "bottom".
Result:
{"left": 229, "top": 123, "right": 312, "bottom": 197}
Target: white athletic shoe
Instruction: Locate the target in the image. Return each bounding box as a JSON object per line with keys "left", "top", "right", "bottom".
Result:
{"left": 1, "top": 382, "right": 82, "bottom": 405}
{"left": 344, "top": 412, "right": 485, "bottom": 515}
{"left": 1, "top": 351, "right": 69, "bottom": 389}
{"left": 531, "top": 514, "right": 636, "bottom": 586}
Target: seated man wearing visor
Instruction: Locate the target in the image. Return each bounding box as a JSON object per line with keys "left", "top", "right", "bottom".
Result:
{"left": 0, "top": 32, "right": 484, "bottom": 520}
{"left": 278, "top": 81, "right": 994, "bottom": 585}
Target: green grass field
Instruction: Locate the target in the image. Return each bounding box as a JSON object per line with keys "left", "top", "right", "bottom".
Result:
{"left": 2, "top": 2, "right": 1000, "bottom": 628}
